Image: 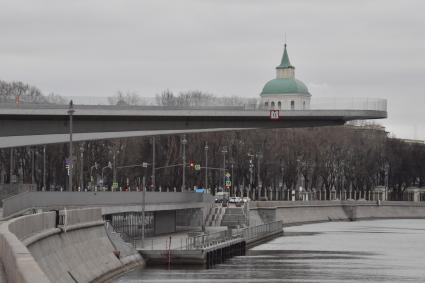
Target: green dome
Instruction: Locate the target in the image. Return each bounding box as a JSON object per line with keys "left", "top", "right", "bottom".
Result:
{"left": 260, "top": 78, "right": 310, "bottom": 96}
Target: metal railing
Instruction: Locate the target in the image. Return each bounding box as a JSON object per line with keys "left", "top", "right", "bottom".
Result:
{"left": 241, "top": 221, "right": 283, "bottom": 242}
{"left": 184, "top": 229, "right": 235, "bottom": 250}
{"left": 137, "top": 220, "right": 283, "bottom": 251}
{"left": 0, "top": 97, "right": 387, "bottom": 112}
{"left": 309, "top": 97, "right": 387, "bottom": 111}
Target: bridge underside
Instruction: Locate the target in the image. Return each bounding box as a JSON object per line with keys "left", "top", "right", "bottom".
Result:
{"left": 0, "top": 105, "right": 387, "bottom": 148}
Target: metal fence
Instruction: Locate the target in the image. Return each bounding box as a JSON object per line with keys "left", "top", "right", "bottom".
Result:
{"left": 137, "top": 220, "right": 283, "bottom": 251}
{"left": 309, "top": 97, "right": 387, "bottom": 111}
{"left": 0, "top": 97, "right": 387, "bottom": 112}
{"left": 241, "top": 221, "right": 283, "bottom": 242}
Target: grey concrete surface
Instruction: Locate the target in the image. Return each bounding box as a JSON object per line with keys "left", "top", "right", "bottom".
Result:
{"left": 154, "top": 210, "right": 176, "bottom": 235}
{"left": 0, "top": 184, "right": 35, "bottom": 204}
{"left": 0, "top": 208, "right": 144, "bottom": 283}
{"left": 0, "top": 261, "right": 6, "bottom": 283}
{"left": 0, "top": 215, "right": 52, "bottom": 283}
{"left": 250, "top": 201, "right": 425, "bottom": 226}
{"left": 2, "top": 191, "right": 214, "bottom": 218}
{"left": 0, "top": 103, "right": 387, "bottom": 148}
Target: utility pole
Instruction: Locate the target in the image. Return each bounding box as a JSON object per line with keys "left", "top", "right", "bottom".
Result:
{"left": 231, "top": 162, "right": 234, "bottom": 196}
{"left": 221, "top": 146, "right": 228, "bottom": 190}
{"left": 181, "top": 135, "right": 187, "bottom": 191}
{"left": 68, "top": 100, "right": 75, "bottom": 191}
{"left": 80, "top": 146, "right": 84, "bottom": 190}
{"left": 142, "top": 175, "right": 146, "bottom": 248}
{"left": 141, "top": 162, "right": 148, "bottom": 248}
{"left": 31, "top": 147, "right": 35, "bottom": 184}
{"left": 204, "top": 142, "right": 208, "bottom": 190}
{"left": 152, "top": 136, "right": 156, "bottom": 190}
{"left": 112, "top": 150, "right": 119, "bottom": 189}
{"left": 9, "top": 148, "right": 14, "bottom": 183}
{"left": 256, "top": 152, "right": 263, "bottom": 190}
{"left": 248, "top": 153, "right": 254, "bottom": 198}
{"left": 43, "top": 145, "right": 46, "bottom": 191}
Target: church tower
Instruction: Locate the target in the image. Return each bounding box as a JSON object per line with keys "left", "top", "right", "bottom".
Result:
{"left": 260, "top": 44, "right": 311, "bottom": 110}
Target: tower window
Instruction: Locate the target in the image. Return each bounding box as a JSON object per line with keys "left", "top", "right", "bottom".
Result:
{"left": 291, "top": 100, "right": 295, "bottom": 110}
{"left": 303, "top": 101, "right": 306, "bottom": 109}
{"left": 278, "top": 101, "right": 282, "bottom": 109}
{"left": 265, "top": 101, "right": 269, "bottom": 107}
{"left": 271, "top": 101, "right": 275, "bottom": 107}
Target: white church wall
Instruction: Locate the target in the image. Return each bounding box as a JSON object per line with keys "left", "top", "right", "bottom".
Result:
{"left": 261, "top": 94, "right": 311, "bottom": 110}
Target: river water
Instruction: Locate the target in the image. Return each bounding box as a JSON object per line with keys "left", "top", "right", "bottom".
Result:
{"left": 113, "top": 219, "right": 425, "bottom": 282}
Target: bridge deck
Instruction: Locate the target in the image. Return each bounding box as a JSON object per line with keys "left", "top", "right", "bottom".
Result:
{"left": 0, "top": 103, "right": 387, "bottom": 148}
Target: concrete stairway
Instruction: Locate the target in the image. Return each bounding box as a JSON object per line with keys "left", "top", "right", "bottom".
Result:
{"left": 220, "top": 207, "right": 248, "bottom": 228}
{"left": 205, "top": 206, "right": 227, "bottom": 226}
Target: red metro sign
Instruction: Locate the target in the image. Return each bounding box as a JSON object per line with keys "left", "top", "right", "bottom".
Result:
{"left": 269, "top": 110, "right": 280, "bottom": 120}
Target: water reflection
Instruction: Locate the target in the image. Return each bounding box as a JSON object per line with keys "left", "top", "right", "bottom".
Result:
{"left": 113, "top": 219, "right": 425, "bottom": 282}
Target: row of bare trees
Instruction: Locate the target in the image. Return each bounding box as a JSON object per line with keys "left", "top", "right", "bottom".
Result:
{"left": 0, "top": 80, "right": 65, "bottom": 104}
{"left": 1, "top": 126, "right": 424, "bottom": 196}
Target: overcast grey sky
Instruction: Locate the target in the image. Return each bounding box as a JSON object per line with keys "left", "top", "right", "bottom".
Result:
{"left": 0, "top": 0, "right": 424, "bottom": 139}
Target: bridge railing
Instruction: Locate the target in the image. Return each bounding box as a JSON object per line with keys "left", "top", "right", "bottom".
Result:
{"left": 0, "top": 97, "right": 387, "bottom": 112}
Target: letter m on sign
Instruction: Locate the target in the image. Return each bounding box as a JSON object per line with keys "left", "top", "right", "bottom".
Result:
{"left": 270, "top": 110, "right": 279, "bottom": 120}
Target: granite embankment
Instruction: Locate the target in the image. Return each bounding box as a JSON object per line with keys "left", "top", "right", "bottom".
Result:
{"left": 0, "top": 208, "right": 144, "bottom": 283}
{"left": 250, "top": 201, "right": 425, "bottom": 226}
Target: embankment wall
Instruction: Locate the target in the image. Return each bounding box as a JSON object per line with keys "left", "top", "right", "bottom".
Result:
{"left": 0, "top": 208, "right": 144, "bottom": 283}
{"left": 250, "top": 201, "right": 425, "bottom": 226}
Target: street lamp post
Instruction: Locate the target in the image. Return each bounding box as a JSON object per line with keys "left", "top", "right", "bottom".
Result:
{"left": 385, "top": 162, "right": 389, "bottom": 200}
{"left": 9, "top": 148, "right": 14, "bottom": 183}
{"left": 204, "top": 142, "right": 208, "bottom": 190}
{"left": 141, "top": 162, "right": 148, "bottom": 248}
{"left": 80, "top": 146, "right": 84, "bottom": 190}
{"left": 43, "top": 145, "right": 46, "bottom": 191}
{"left": 231, "top": 162, "right": 234, "bottom": 196}
{"left": 181, "top": 135, "right": 187, "bottom": 191}
{"left": 221, "top": 146, "right": 228, "bottom": 190}
{"left": 112, "top": 150, "right": 119, "bottom": 190}
{"left": 68, "top": 100, "right": 75, "bottom": 191}
{"left": 256, "top": 152, "right": 263, "bottom": 196}
{"left": 101, "top": 162, "right": 112, "bottom": 190}
{"left": 31, "top": 147, "right": 35, "bottom": 185}
{"left": 152, "top": 136, "right": 156, "bottom": 191}
{"left": 248, "top": 153, "right": 254, "bottom": 198}
{"left": 90, "top": 162, "right": 98, "bottom": 191}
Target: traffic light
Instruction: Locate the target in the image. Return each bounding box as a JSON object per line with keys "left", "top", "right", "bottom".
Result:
{"left": 189, "top": 161, "right": 195, "bottom": 168}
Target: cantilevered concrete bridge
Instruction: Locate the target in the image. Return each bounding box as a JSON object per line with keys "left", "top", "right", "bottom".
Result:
{"left": 0, "top": 100, "right": 387, "bottom": 148}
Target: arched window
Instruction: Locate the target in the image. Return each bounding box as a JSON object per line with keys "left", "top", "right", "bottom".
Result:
{"left": 271, "top": 101, "right": 275, "bottom": 108}
{"left": 291, "top": 100, "right": 295, "bottom": 110}
{"left": 303, "top": 101, "right": 306, "bottom": 110}
{"left": 278, "top": 101, "right": 282, "bottom": 109}
{"left": 264, "top": 101, "right": 269, "bottom": 107}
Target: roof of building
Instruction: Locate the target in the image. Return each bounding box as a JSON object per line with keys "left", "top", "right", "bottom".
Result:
{"left": 276, "top": 44, "right": 294, "bottom": 69}
{"left": 260, "top": 44, "right": 310, "bottom": 96}
{"left": 260, "top": 78, "right": 310, "bottom": 96}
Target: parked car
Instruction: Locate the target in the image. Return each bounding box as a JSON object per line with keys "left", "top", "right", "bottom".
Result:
{"left": 229, "top": 197, "right": 243, "bottom": 203}
{"left": 215, "top": 198, "right": 224, "bottom": 203}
